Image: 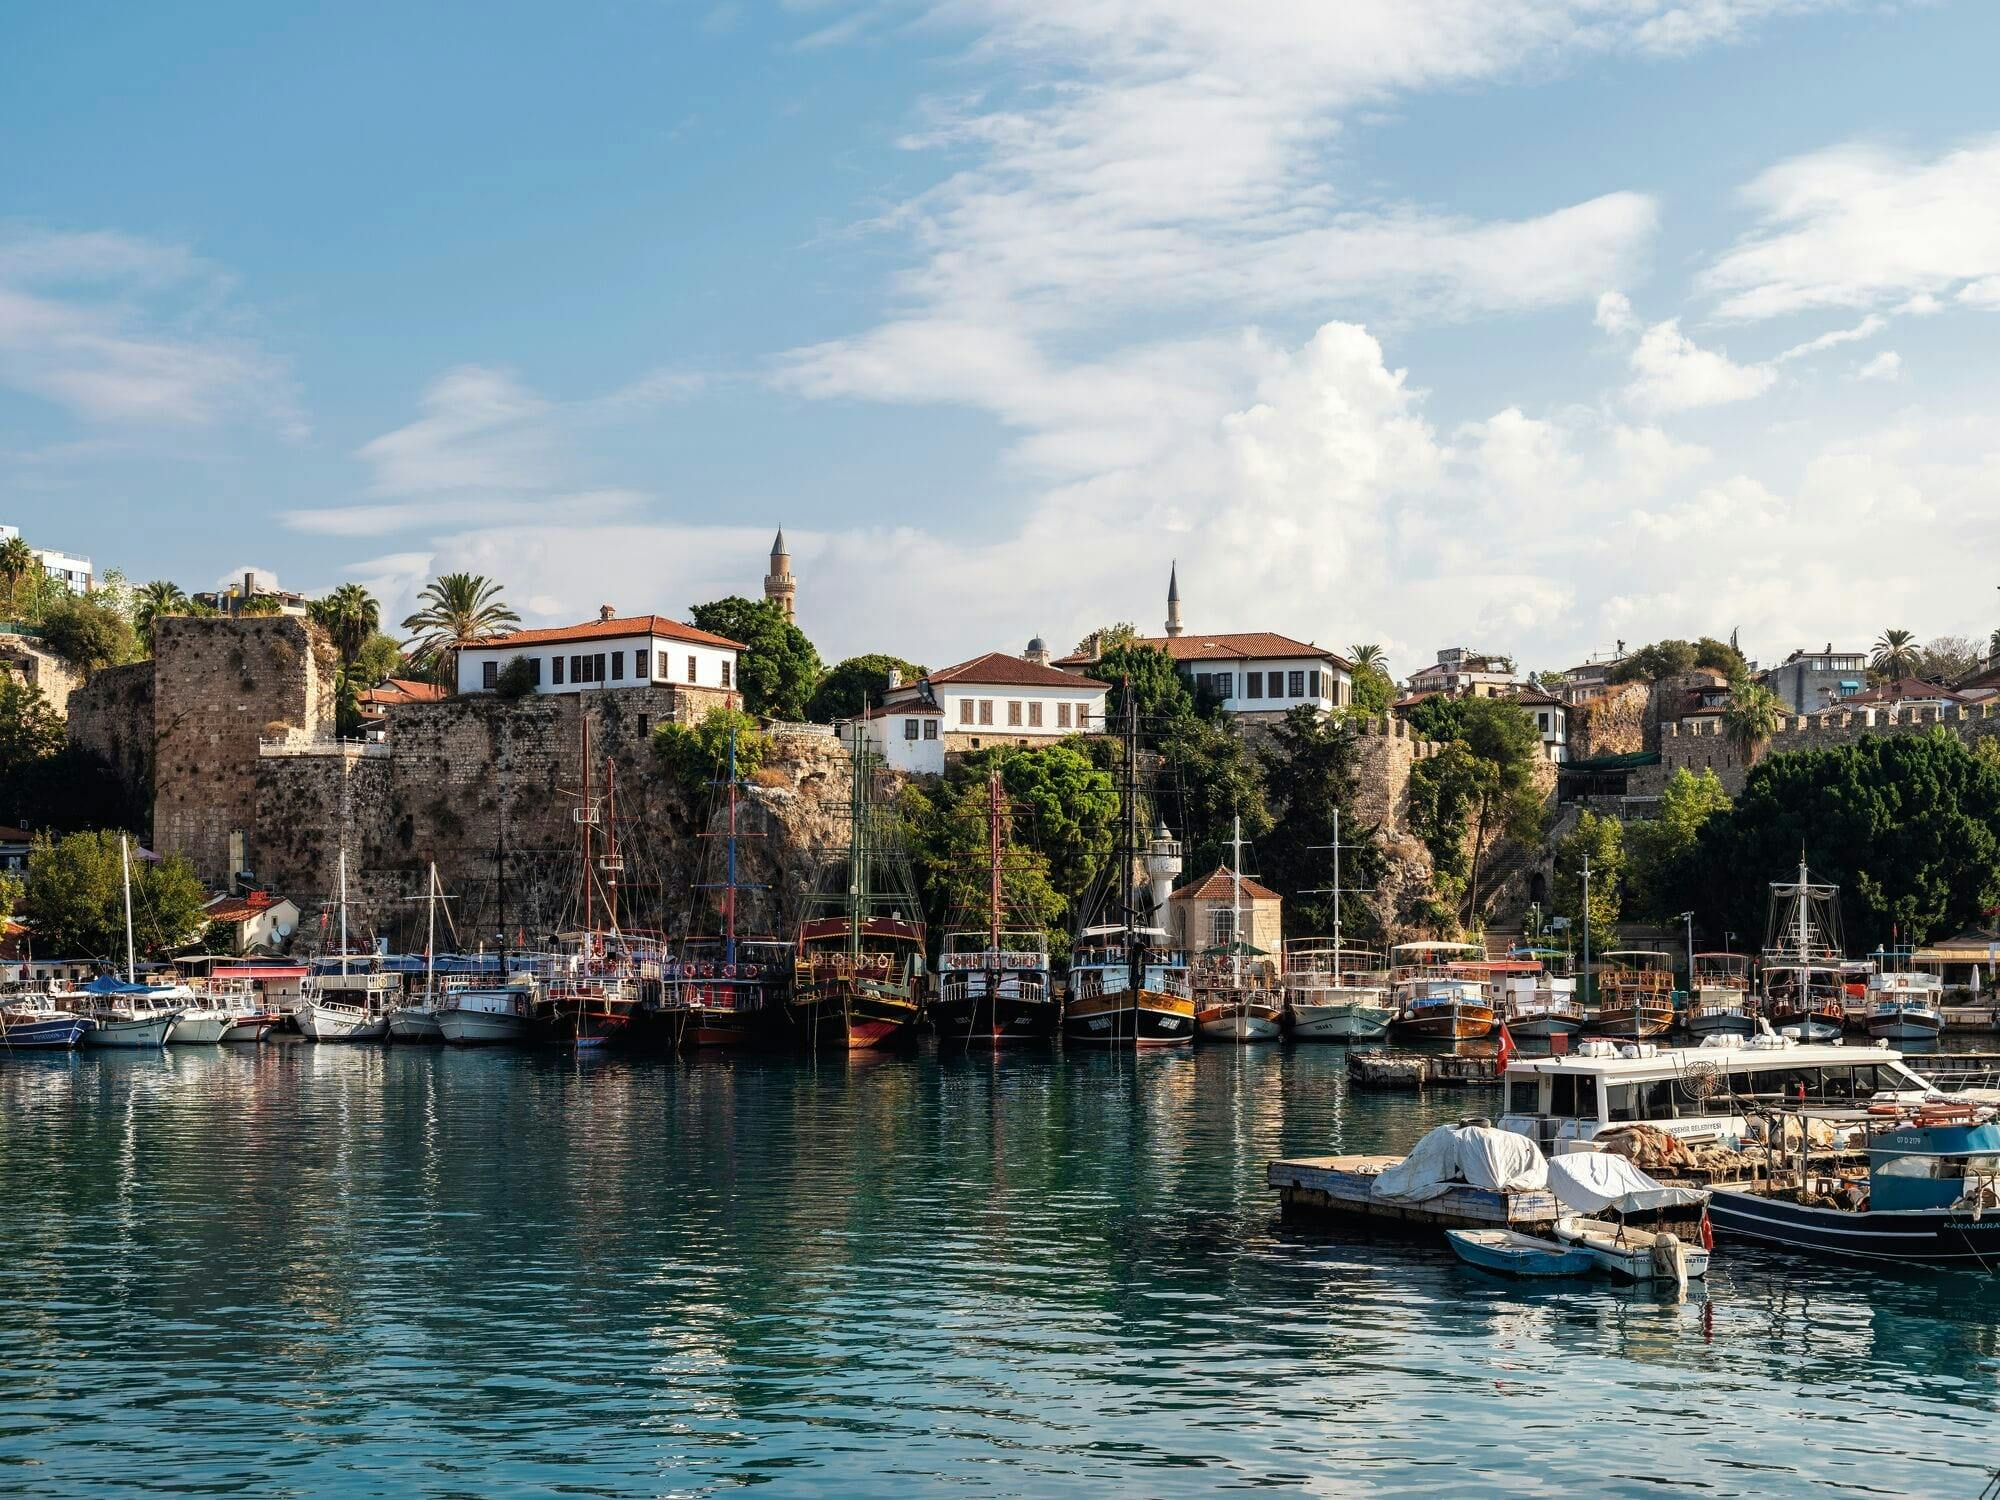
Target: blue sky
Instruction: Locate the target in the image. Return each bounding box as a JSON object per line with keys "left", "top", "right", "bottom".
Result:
{"left": 4, "top": 1, "right": 1998, "bottom": 674}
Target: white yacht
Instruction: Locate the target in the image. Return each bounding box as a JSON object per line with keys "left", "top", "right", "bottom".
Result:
{"left": 1866, "top": 966, "right": 1944, "bottom": 1042}
{"left": 437, "top": 972, "right": 539, "bottom": 1045}
{"left": 1280, "top": 808, "right": 1390, "bottom": 1041}
{"left": 77, "top": 837, "right": 185, "bottom": 1048}
{"left": 297, "top": 848, "right": 398, "bottom": 1041}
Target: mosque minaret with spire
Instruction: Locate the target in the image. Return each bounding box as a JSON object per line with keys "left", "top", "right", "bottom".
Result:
{"left": 1165, "top": 561, "right": 1183, "bottom": 638}
{"left": 764, "top": 529, "right": 797, "bottom": 621}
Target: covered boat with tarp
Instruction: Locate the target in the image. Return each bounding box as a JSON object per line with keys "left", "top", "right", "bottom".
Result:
{"left": 1548, "top": 1151, "right": 1711, "bottom": 1287}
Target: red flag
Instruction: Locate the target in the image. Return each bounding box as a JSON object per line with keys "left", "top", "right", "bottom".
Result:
{"left": 1699, "top": 1208, "right": 1715, "bottom": 1251}
{"left": 1497, "top": 1020, "right": 1516, "bottom": 1071}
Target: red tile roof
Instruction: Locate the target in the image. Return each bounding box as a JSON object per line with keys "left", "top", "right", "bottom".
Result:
{"left": 924, "top": 651, "right": 1109, "bottom": 690}
{"left": 858, "top": 702, "right": 942, "bottom": 720}
{"left": 1057, "top": 632, "right": 1348, "bottom": 669}
{"left": 359, "top": 676, "right": 447, "bottom": 707}
{"left": 1827, "top": 677, "right": 1964, "bottom": 708}
{"left": 204, "top": 891, "right": 291, "bottom": 923}
{"left": 469, "top": 615, "right": 745, "bottom": 651}
{"left": 1169, "top": 866, "right": 1282, "bottom": 903}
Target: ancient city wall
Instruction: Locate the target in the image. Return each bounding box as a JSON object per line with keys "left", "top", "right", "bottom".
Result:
{"left": 1629, "top": 700, "right": 2000, "bottom": 797}
{"left": 65, "top": 659, "right": 156, "bottom": 815}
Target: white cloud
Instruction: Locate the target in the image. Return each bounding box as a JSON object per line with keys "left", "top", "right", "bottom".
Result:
{"left": 1959, "top": 276, "right": 2000, "bottom": 309}
{"left": 1623, "top": 317, "right": 1776, "bottom": 412}
{"left": 1775, "top": 313, "right": 1884, "bottom": 362}
{"left": 1854, "top": 350, "right": 1902, "bottom": 382}
{"left": 0, "top": 228, "right": 302, "bottom": 434}
{"left": 357, "top": 365, "right": 555, "bottom": 496}
{"left": 1702, "top": 134, "right": 2000, "bottom": 319}
{"left": 1594, "top": 290, "right": 1639, "bottom": 335}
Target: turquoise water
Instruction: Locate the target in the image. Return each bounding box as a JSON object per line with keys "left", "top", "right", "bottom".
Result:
{"left": 2, "top": 1045, "right": 1998, "bottom": 1497}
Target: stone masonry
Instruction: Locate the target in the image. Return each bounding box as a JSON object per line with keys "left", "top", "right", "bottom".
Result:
{"left": 1629, "top": 700, "right": 2000, "bottom": 797}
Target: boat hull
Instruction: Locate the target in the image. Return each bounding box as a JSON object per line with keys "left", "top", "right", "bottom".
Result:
{"left": 788, "top": 980, "right": 921, "bottom": 1052}
{"left": 1286, "top": 1002, "right": 1393, "bottom": 1041}
{"left": 386, "top": 1007, "right": 444, "bottom": 1043}
{"left": 1589, "top": 1007, "right": 1674, "bottom": 1039}
{"left": 219, "top": 1016, "right": 276, "bottom": 1043}
{"left": 297, "top": 1005, "right": 388, "bottom": 1042}
{"left": 1554, "top": 1217, "right": 1709, "bottom": 1281}
{"left": 1194, "top": 1000, "right": 1283, "bottom": 1043}
{"left": 81, "top": 1014, "right": 175, "bottom": 1048}
{"left": 437, "top": 1008, "right": 535, "bottom": 1045}
{"left": 1687, "top": 1008, "right": 1754, "bottom": 1037}
{"left": 1061, "top": 989, "right": 1194, "bottom": 1047}
{"left": 1506, "top": 1013, "right": 1584, "bottom": 1039}
{"left": 167, "top": 1012, "right": 230, "bottom": 1044}
{"left": 1867, "top": 1009, "right": 1942, "bottom": 1042}
{"left": 1391, "top": 1005, "right": 1496, "bottom": 1042}
{"left": 1447, "top": 1228, "right": 1595, "bottom": 1278}
{"left": 1709, "top": 1189, "right": 2000, "bottom": 1266}
{"left": 1, "top": 1012, "right": 91, "bottom": 1049}
{"left": 931, "top": 990, "right": 1059, "bottom": 1046}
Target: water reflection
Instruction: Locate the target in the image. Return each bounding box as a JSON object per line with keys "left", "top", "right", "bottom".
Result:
{"left": 1, "top": 1044, "right": 1996, "bottom": 1496}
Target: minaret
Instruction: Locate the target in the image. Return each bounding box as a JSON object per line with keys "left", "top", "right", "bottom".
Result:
{"left": 1164, "top": 561, "right": 1183, "bottom": 638}
{"left": 764, "top": 528, "right": 796, "bottom": 621}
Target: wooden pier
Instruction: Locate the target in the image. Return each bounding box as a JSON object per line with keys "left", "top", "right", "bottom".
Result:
{"left": 1268, "top": 1155, "right": 1560, "bottom": 1233}
{"left": 1345, "top": 1050, "right": 1500, "bottom": 1091}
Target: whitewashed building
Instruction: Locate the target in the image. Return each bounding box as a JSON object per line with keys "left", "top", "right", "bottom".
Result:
{"left": 457, "top": 606, "right": 743, "bottom": 701}
{"left": 0, "top": 525, "right": 92, "bottom": 594}
{"left": 859, "top": 648, "right": 1110, "bottom": 771}
{"left": 1407, "top": 647, "right": 1519, "bottom": 698}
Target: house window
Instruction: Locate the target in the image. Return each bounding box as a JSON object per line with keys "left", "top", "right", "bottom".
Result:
{"left": 923, "top": 720, "right": 938, "bottom": 740}
{"left": 1008, "top": 701, "right": 1022, "bottom": 727}
{"left": 529, "top": 657, "right": 542, "bottom": 686}
{"left": 594, "top": 653, "right": 607, "bottom": 682}
{"left": 658, "top": 652, "right": 670, "bottom": 680}
{"left": 979, "top": 700, "right": 994, "bottom": 725}
{"left": 1057, "top": 702, "right": 1071, "bottom": 728}
{"left": 1308, "top": 669, "right": 1321, "bottom": 699}
{"left": 1538, "top": 713, "right": 1550, "bottom": 733}
{"left": 687, "top": 655, "right": 698, "bottom": 685}
{"left": 1028, "top": 701, "right": 1043, "bottom": 728}
{"left": 721, "top": 660, "right": 732, "bottom": 689}
{"left": 570, "top": 654, "right": 584, "bottom": 682}
{"left": 1209, "top": 909, "right": 1236, "bottom": 947}
{"left": 904, "top": 718, "right": 920, "bottom": 741}
{"left": 1269, "top": 671, "right": 1285, "bottom": 697}
{"left": 1216, "top": 673, "right": 1232, "bottom": 699}
{"left": 482, "top": 660, "right": 498, "bottom": 689}
{"left": 1246, "top": 673, "right": 1263, "bottom": 700}
{"left": 1288, "top": 670, "right": 1305, "bottom": 697}
{"left": 611, "top": 652, "right": 625, "bottom": 681}
{"left": 635, "top": 650, "right": 647, "bottom": 680}
{"left": 553, "top": 656, "right": 565, "bottom": 685}
{"left": 960, "top": 699, "right": 975, "bottom": 725}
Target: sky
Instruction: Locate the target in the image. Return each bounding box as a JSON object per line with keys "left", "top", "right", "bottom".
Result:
{"left": 4, "top": 0, "right": 1999, "bottom": 679}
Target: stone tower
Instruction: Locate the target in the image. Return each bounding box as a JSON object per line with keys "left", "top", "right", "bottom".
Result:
{"left": 1165, "top": 562, "right": 1183, "bottom": 638}
{"left": 1023, "top": 634, "right": 1050, "bottom": 667}
{"left": 764, "top": 529, "right": 796, "bottom": 621}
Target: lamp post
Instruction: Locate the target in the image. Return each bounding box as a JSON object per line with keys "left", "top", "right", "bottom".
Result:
{"left": 1680, "top": 910, "right": 1696, "bottom": 1000}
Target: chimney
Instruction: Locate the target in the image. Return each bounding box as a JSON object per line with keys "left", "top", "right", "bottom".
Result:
{"left": 1084, "top": 630, "right": 1101, "bottom": 659}
{"left": 244, "top": 571, "right": 256, "bottom": 598}
{"left": 885, "top": 666, "right": 902, "bottom": 690}
{"left": 599, "top": 604, "right": 616, "bottom": 622}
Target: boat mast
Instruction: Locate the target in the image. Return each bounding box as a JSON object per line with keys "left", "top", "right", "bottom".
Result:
{"left": 1230, "top": 813, "right": 1243, "bottom": 989}
{"left": 425, "top": 860, "right": 439, "bottom": 1006}
{"left": 724, "top": 726, "right": 739, "bottom": 970}
{"left": 121, "top": 834, "right": 136, "bottom": 983}
{"left": 1580, "top": 850, "right": 1592, "bottom": 1013}
{"left": 1331, "top": 807, "right": 1342, "bottom": 989}
{"left": 848, "top": 726, "right": 870, "bottom": 962}
{"left": 338, "top": 845, "right": 349, "bottom": 976}
{"left": 581, "top": 714, "right": 594, "bottom": 934}
{"left": 1120, "top": 680, "right": 1141, "bottom": 1003}
{"left": 603, "top": 755, "right": 621, "bottom": 936}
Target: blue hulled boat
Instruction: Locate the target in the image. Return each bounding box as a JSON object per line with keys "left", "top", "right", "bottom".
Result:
{"left": 1446, "top": 1228, "right": 1595, "bottom": 1278}
{"left": 1710, "top": 1105, "right": 2000, "bottom": 1267}
{"left": 1, "top": 995, "right": 93, "bottom": 1050}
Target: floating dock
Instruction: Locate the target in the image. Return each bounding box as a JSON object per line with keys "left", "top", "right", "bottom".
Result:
{"left": 1267, "top": 1154, "right": 1560, "bottom": 1232}
{"left": 1345, "top": 1050, "right": 1500, "bottom": 1090}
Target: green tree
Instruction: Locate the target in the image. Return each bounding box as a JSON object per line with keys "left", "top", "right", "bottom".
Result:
{"left": 900, "top": 776, "right": 1068, "bottom": 954}
{"left": 1346, "top": 661, "right": 1396, "bottom": 716}
{"left": 1917, "top": 634, "right": 1984, "bottom": 683}
{"left": 1073, "top": 622, "right": 1138, "bottom": 656}
{"left": 133, "top": 580, "right": 190, "bottom": 651}
{"left": 1553, "top": 810, "right": 1623, "bottom": 962}
{"left": 1675, "top": 729, "right": 2000, "bottom": 953}
{"left": 1722, "top": 679, "right": 1783, "bottom": 758}
{"left": 350, "top": 632, "right": 406, "bottom": 687}
{"left": 1871, "top": 627, "right": 1920, "bottom": 680}
{"left": 1403, "top": 694, "right": 1546, "bottom": 917}
{"left": 1348, "top": 643, "right": 1387, "bottom": 672}
{"left": 401, "top": 573, "right": 521, "bottom": 686}
{"left": 807, "top": 653, "right": 929, "bottom": 722}
{"left": 0, "top": 536, "right": 36, "bottom": 618}
{"left": 0, "top": 869, "right": 19, "bottom": 927}
{"left": 1095, "top": 641, "right": 1203, "bottom": 723}
{"left": 1407, "top": 743, "right": 1491, "bottom": 933}
{"left": 1693, "top": 636, "right": 1748, "bottom": 678}
{"left": 37, "top": 592, "right": 138, "bottom": 677}
{"left": 24, "top": 830, "right": 209, "bottom": 960}
{"left": 652, "top": 706, "right": 769, "bottom": 790}
{"left": 0, "top": 677, "right": 63, "bottom": 782}
{"left": 310, "top": 583, "right": 381, "bottom": 665}
{"left": 492, "top": 655, "right": 539, "bottom": 700}
{"left": 688, "top": 596, "right": 820, "bottom": 721}
{"left": 1257, "top": 705, "right": 1387, "bottom": 939}
{"left": 1624, "top": 768, "right": 1731, "bottom": 919}
{"left": 1610, "top": 639, "right": 1698, "bottom": 683}
{"left": 981, "top": 741, "right": 1118, "bottom": 911}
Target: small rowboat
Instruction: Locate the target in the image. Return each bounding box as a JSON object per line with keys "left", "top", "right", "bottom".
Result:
{"left": 1554, "top": 1214, "right": 1709, "bottom": 1288}
{"left": 1446, "top": 1228, "right": 1595, "bottom": 1278}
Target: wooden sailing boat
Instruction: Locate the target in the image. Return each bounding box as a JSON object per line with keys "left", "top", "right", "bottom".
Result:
{"left": 1193, "top": 816, "right": 1283, "bottom": 1042}
{"left": 1761, "top": 853, "right": 1847, "bottom": 1042}
{"left": 788, "top": 725, "right": 928, "bottom": 1051}
{"left": 1283, "top": 807, "right": 1393, "bottom": 1041}
{"left": 537, "top": 713, "right": 638, "bottom": 1048}
{"left": 1061, "top": 687, "right": 1194, "bottom": 1047}
{"left": 932, "top": 770, "right": 1057, "bottom": 1046}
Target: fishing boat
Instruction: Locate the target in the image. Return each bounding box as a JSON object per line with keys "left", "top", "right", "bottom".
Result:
{"left": 1499, "top": 949, "right": 1584, "bottom": 1039}
{"left": 195, "top": 977, "right": 281, "bottom": 1042}
{"left": 1708, "top": 1100, "right": 2000, "bottom": 1266}
{"left": 385, "top": 862, "right": 453, "bottom": 1043}
{"left": 1280, "top": 807, "right": 1390, "bottom": 1041}
{"left": 933, "top": 770, "right": 1058, "bottom": 1047}
{"left": 1686, "top": 952, "right": 1756, "bottom": 1037}
{"left": 0, "top": 993, "right": 93, "bottom": 1050}
{"left": 1061, "top": 696, "right": 1193, "bottom": 1048}
{"left": 1192, "top": 819, "right": 1282, "bottom": 1043}
{"left": 76, "top": 837, "right": 185, "bottom": 1047}
{"left": 1446, "top": 1228, "right": 1595, "bottom": 1278}
{"left": 1864, "top": 963, "right": 1944, "bottom": 1042}
{"left": 1761, "top": 857, "right": 1848, "bottom": 1042}
{"left": 1553, "top": 1214, "right": 1709, "bottom": 1286}
{"left": 788, "top": 725, "right": 928, "bottom": 1051}
{"left": 1591, "top": 951, "right": 1676, "bottom": 1039}
{"left": 296, "top": 848, "right": 398, "bottom": 1041}
{"left": 163, "top": 981, "right": 232, "bottom": 1044}
{"left": 437, "top": 970, "right": 540, "bottom": 1045}
{"left": 1387, "top": 942, "right": 1495, "bottom": 1040}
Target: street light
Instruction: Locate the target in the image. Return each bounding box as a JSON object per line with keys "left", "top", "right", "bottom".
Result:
{"left": 1679, "top": 910, "right": 1696, "bottom": 1000}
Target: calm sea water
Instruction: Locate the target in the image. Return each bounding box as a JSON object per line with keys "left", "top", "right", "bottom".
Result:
{"left": 2, "top": 1044, "right": 1998, "bottom": 1497}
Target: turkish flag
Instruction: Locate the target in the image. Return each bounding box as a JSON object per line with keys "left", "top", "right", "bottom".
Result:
{"left": 1497, "top": 1020, "right": 1516, "bottom": 1071}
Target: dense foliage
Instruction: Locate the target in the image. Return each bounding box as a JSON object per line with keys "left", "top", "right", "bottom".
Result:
{"left": 37, "top": 592, "right": 139, "bottom": 677}
{"left": 688, "top": 596, "right": 821, "bottom": 721}
{"left": 1404, "top": 694, "right": 1545, "bottom": 922}
{"left": 24, "top": 830, "right": 209, "bottom": 960}
{"left": 1609, "top": 636, "right": 1747, "bottom": 683}
{"left": 401, "top": 572, "right": 519, "bottom": 685}
{"left": 808, "top": 653, "right": 928, "bottom": 722}
{"left": 1623, "top": 768, "right": 1731, "bottom": 919}
{"left": 651, "top": 707, "right": 769, "bottom": 791}
{"left": 0, "top": 679, "right": 137, "bottom": 832}
{"left": 1255, "top": 706, "right": 1387, "bottom": 939}
{"left": 1672, "top": 730, "right": 2000, "bottom": 951}
{"left": 1552, "top": 810, "right": 1624, "bottom": 961}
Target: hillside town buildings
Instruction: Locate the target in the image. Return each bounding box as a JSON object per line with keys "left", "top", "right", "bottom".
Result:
{"left": 862, "top": 647, "right": 1110, "bottom": 774}
{"left": 0, "top": 523, "right": 92, "bottom": 594}
{"left": 1764, "top": 644, "right": 1868, "bottom": 713}
{"left": 456, "top": 606, "right": 744, "bottom": 703}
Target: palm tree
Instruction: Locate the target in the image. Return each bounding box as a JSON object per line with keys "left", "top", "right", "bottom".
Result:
{"left": 401, "top": 573, "right": 520, "bottom": 687}
{"left": 1722, "top": 681, "right": 1783, "bottom": 760}
{"left": 133, "top": 580, "right": 189, "bottom": 650}
{"left": 0, "top": 536, "right": 36, "bottom": 618}
{"left": 1989, "top": 627, "right": 2000, "bottom": 665}
{"left": 1348, "top": 643, "right": 1387, "bottom": 672}
{"left": 310, "top": 582, "right": 380, "bottom": 665}
{"left": 1871, "top": 628, "right": 1920, "bottom": 680}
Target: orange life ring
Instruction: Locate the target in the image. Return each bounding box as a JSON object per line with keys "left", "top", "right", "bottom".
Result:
{"left": 723, "top": 964, "right": 737, "bottom": 979}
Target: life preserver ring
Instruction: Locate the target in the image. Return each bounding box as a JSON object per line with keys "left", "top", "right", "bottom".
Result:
{"left": 723, "top": 964, "right": 737, "bottom": 979}
{"left": 744, "top": 964, "right": 759, "bottom": 978}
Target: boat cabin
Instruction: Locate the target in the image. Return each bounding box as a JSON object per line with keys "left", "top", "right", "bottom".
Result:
{"left": 1499, "top": 1036, "right": 1938, "bottom": 1147}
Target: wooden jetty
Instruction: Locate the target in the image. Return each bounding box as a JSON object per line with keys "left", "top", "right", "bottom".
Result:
{"left": 1346, "top": 1050, "right": 1500, "bottom": 1091}
{"left": 1268, "top": 1154, "right": 1560, "bottom": 1233}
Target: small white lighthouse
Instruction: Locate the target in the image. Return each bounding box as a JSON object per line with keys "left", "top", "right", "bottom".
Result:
{"left": 1143, "top": 821, "right": 1183, "bottom": 921}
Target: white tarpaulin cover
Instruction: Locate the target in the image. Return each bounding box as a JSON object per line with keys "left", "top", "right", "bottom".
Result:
{"left": 1370, "top": 1125, "right": 1549, "bottom": 1203}
{"left": 1545, "top": 1151, "right": 1708, "bottom": 1215}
